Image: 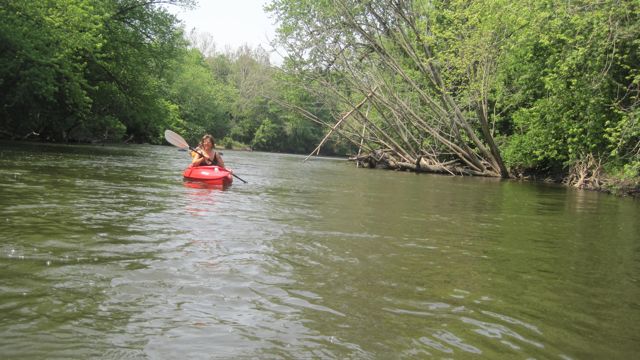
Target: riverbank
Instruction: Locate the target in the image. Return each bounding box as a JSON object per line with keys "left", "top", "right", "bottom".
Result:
{"left": 350, "top": 151, "right": 639, "bottom": 199}
{"left": 524, "top": 173, "right": 639, "bottom": 198}
{"left": 560, "top": 154, "right": 639, "bottom": 198}
{"left": 565, "top": 176, "right": 640, "bottom": 198}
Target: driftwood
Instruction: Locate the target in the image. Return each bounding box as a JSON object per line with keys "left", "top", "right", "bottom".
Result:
{"left": 0, "top": 130, "right": 41, "bottom": 141}
{"left": 22, "top": 131, "right": 40, "bottom": 140}
{"left": 350, "top": 150, "right": 493, "bottom": 176}
{"left": 564, "top": 153, "right": 604, "bottom": 189}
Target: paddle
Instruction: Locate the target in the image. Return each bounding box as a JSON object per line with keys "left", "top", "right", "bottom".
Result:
{"left": 164, "top": 130, "right": 248, "bottom": 184}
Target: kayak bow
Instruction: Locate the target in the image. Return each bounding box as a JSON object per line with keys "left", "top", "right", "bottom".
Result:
{"left": 183, "top": 165, "right": 233, "bottom": 186}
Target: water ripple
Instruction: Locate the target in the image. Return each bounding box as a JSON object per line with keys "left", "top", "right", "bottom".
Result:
{"left": 1, "top": 143, "right": 638, "bottom": 359}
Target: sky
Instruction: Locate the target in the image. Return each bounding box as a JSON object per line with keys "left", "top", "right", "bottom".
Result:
{"left": 167, "top": 0, "right": 282, "bottom": 63}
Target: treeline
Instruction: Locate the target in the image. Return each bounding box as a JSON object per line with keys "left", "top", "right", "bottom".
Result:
{"left": 0, "top": 0, "right": 346, "bottom": 154}
{"left": 267, "top": 0, "right": 639, "bottom": 190}
{"left": 1, "top": 0, "right": 638, "bottom": 191}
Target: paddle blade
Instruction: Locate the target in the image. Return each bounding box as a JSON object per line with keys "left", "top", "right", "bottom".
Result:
{"left": 164, "top": 130, "right": 189, "bottom": 149}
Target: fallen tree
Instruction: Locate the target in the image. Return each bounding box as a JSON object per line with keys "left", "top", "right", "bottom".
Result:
{"left": 269, "top": 0, "right": 517, "bottom": 178}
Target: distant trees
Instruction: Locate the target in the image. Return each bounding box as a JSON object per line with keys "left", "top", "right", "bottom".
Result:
{"left": 185, "top": 34, "right": 335, "bottom": 154}
{"left": 0, "top": 0, "right": 330, "bottom": 153}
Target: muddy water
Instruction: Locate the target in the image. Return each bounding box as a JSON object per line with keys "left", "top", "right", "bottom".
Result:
{"left": 1, "top": 141, "right": 638, "bottom": 359}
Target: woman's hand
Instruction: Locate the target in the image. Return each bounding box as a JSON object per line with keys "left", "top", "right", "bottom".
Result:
{"left": 191, "top": 154, "right": 205, "bottom": 166}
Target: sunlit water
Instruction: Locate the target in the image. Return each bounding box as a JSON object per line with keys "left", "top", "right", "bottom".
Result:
{"left": 0, "top": 141, "right": 639, "bottom": 359}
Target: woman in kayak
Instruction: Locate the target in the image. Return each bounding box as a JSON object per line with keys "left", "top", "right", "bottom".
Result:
{"left": 191, "top": 134, "right": 225, "bottom": 168}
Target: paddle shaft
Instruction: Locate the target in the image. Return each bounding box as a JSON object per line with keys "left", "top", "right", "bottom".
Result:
{"left": 190, "top": 147, "right": 248, "bottom": 184}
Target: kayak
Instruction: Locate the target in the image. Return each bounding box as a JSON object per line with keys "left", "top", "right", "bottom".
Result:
{"left": 183, "top": 165, "right": 233, "bottom": 186}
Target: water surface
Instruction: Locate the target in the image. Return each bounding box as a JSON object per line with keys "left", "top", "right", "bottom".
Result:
{"left": 0, "top": 141, "right": 639, "bottom": 359}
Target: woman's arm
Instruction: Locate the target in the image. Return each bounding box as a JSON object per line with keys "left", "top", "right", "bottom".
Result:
{"left": 191, "top": 148, "right": 207, "bottom": 166}
{"left": 213, "top": 152, "right": 225, "bottom": 168}
{"left": 191, "top": 155, "right": 203, "bottom": 166}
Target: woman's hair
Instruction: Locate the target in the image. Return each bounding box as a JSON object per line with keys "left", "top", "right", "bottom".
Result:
{"left": 197, "top": 134, "right": 215, "bottom": 149}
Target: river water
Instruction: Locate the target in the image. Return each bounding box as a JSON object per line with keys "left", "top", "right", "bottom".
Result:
{"left": 0, "top": 141, "right": 638, "bottom": 359}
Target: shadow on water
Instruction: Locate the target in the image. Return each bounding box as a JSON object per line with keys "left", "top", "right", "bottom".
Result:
{"left": 0, "top": 142, "right": 639, "bottom": 359}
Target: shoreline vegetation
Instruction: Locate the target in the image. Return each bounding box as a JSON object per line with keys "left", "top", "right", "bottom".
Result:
{"left": 350, "top": 150, "right": 639, "bottom": 198}
{"left": 1, "top": 1, "right": 637, "bottom": 198}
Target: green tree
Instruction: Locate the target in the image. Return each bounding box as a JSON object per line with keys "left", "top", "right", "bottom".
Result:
{"left": 0, "top": 0, "right": 104, "bottom": 140}
{"left": 268, "top": 0, "right": 639, "bottom": 179}
{"left": 496, "top": 0, "right": 639, "bottom": 175}
{"left": 252, "top": 118, "right": 283, "bottom": 151}
{"left": 0, "top": 0, "right": 194, "bottom": 143}
{"left": 168, "top": 48, "right": 236, "bottom": 144}
{"left": 85, "top": 0, "right": 193, "bottom": 143}
{"left": 267, "top": 0, "right": 519, "bottom": 176}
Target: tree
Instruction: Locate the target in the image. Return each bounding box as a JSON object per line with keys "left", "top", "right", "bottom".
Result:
{"left": 168, "top": 48, "right": 235, "bottom": 144}
{"left": 0, "top": 0, "right": 195, "bottom": 143}
{"left": 0, "top": 0, "right": 103, "bottom": 140}
{"left": 268, "top": 0, "right": 639, "bottom": 181}
{"left": 268, "top": 0, "right": 515, "bottom": 176}
{"left": 495, "top": 0, "right": 639, "bottom": 179}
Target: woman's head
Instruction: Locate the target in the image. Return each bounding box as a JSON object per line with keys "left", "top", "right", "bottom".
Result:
{"left": 198, "top": 134, "right": 215, "bottom": 149}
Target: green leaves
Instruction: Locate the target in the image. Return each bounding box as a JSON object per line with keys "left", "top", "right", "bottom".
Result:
{"left": 0, "top": 0, "right": 103, "bottom": 136}
{"left": 264, "top": 0, "right": 639, "bottom": 176}
{"left": 0, "top": 0, "right": 193, "bottom": 142}
{"left": 492, "top": 0, "right": 639, "bottom": 173}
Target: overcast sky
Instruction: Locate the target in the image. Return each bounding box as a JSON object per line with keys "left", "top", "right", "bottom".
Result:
{"left": 167, "top": 0, "right": 282, "bottom": 63}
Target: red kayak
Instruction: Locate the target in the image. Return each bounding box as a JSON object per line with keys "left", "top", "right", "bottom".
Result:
{"left": 183, "top": 166, "right": 233, "bottom": 186}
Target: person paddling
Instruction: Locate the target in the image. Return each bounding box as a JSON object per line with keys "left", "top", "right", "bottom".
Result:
{"left": 191, "top": 134, "right": 225, "bottom": 168}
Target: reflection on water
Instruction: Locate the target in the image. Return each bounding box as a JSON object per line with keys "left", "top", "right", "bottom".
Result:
{"left": 183, "top": 187, "right": 222, "bottom": 216}
{"left": 183, "top": 180, "right": 230, "bottom": 190}
{"left": 0, "top": 141, "right": 639, "bottom": 359}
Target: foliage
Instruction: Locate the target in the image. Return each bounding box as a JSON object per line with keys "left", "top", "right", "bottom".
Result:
{"left": 1, "top": 0, "right": 637, "bottom": 183}
{"left": 267, "top": 0, "right": 639, "bottom": 179}
{"left": 0, "top": 0, "right": 194, "bottom": 142}
{"left": 495, "top": 0, "right": 639, "bottom": 174}
{"left": 0, "top": 0, "right": 103, "bottom": 139}
{"left": 219, "top": 136, "right": 248, "bottom": 150}
{"left": 0, "top": 0, "right": 328, "bottom": 153}
{"left": 168, "top": 48, "right": 235, "bottom": 143}
{"left": 252, "top": 119, "right": 282, "bottom": 151}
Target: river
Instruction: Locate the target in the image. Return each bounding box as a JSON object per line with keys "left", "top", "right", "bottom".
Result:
{"left": 0, "top": 141, "right": 638, "bottom": 359}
